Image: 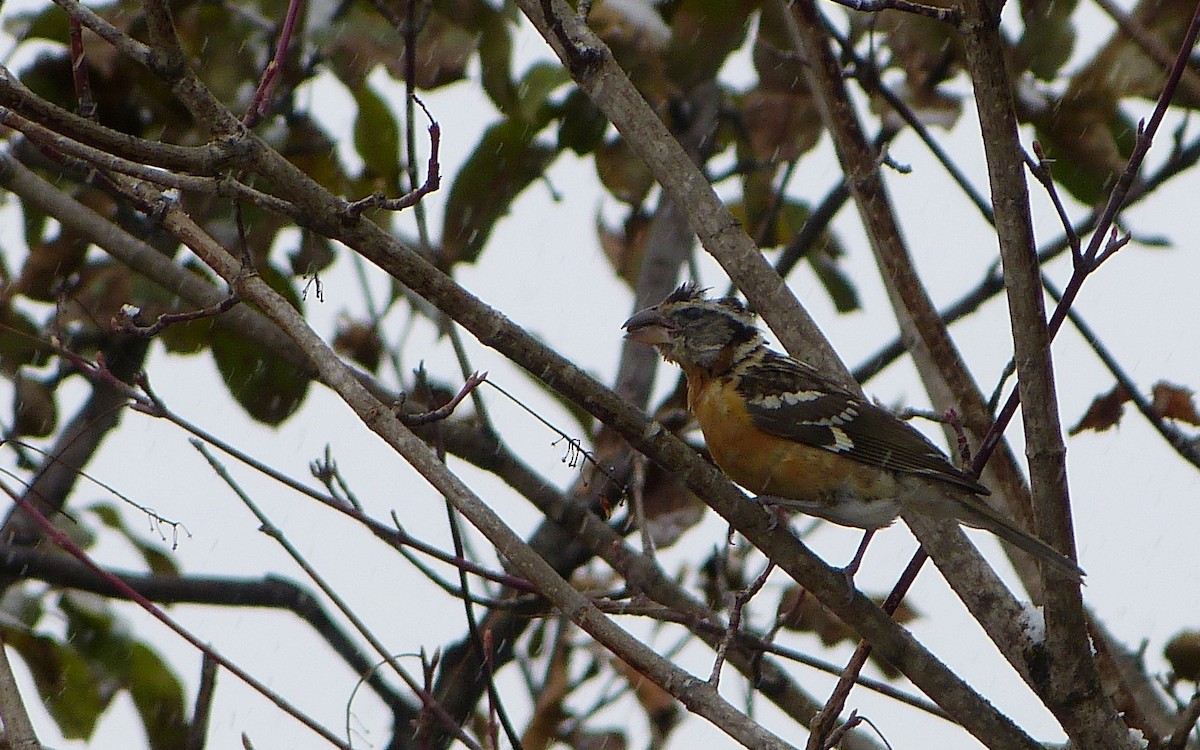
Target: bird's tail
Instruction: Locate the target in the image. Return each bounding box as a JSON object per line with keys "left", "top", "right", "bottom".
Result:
{"left": 956, "top": 495, "right": 1085, "bottom": 580}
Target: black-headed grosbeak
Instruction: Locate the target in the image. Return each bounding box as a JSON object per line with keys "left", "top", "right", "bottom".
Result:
{"left": 623, "top": 283, "right": 1083, "bottom": 579}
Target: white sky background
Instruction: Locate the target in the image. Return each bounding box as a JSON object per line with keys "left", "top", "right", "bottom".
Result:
{"left": 1, "top": 0, "right": 1199, "bottom": 748}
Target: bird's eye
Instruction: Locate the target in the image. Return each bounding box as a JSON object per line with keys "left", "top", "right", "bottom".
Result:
{"left": 674, "top": 308, "right": 711, "bottom": 322}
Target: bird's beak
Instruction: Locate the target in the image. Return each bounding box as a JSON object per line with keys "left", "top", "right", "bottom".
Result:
{"left": 622, "top": 308, "right": 673, "bottom": 346}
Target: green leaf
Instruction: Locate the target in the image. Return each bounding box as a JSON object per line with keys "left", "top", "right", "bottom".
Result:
{"left": 352, "top": 83, "right": 402, "bottom": 188}
{"left": 126, "top": 642, "right": 189, "bottom": 750}
{"left": 441, "top": 120, "right": 558, "bottom": 264}
{"left": 0, "top": 587, "right": 46, "bottom": 630}
{"left": 6, "top": 629, "right": 106, "bottom": 739}
{"left": 211, "top": 264, "right": 310, "bottom": 425}
{"left": 289, "top": 231, "right": 338, "bottom": 276}
{"left": 595, "top": 136, "right": 653, "bottom": 205}
{"left": 20, "top": 199, "right": 48, "bottom": 251}
{"left": 663, "top": 0, "right": 757, "bottom": 87}
{"left": 60, "top": 595, "right": 188, "bottom": 749}
{"left": 478, "top": 13, "right": 518, "bottom": 114}
{"left": 730, "top": 198, "right": 860, "bottom": 312}
{"left": 557, "top": 88, "right": 609, "bottom": 155}
{"left": 283, "top": 114, "right": 349, "bottom": 194}
{"left": 1034, "top": 106, "right": 1137, "bottom": 205}
{"left": 1016, "top": 0, "right": 1077, "bottom": 80}
{"left": 12, "top": 372, "right": 57, "bottom": 438}
{"left": 3, "top": 4, "right": 70, "bottom": 45}
{"left": 1136, "top": 233, "right": 1173, "bottom": 248}
{"left": 515, "top": 62, "right": 570, "bottom": 126}
{"left": 810, "top": 247, "right": 860, "bottom": 313}
{"left": 0, "top": 307, "right": 51, "bottom": 375}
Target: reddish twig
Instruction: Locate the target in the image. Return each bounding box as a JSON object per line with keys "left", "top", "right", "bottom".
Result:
{"left": 243, "top": 0, "right": 305, "bottom": 126}
{"left": 821, "top": 709, "right": 865, "bottom": 750}
{"left": 67, "top": 16, "right": 97, "bottom": 122}
{"left": 1025, "top": 142, "right": 1082, "bottom": 265}
{"left": 398, "top": 371, "right": 488, "bottom": 426}
{"left": 345, "top": 101, "right": 441, "bottom": 216}
{"left": 806, "top": 551, "right": 926, "bottom": 749}
{"left": 112, "top": 292, "right": 241, "bottom": 337}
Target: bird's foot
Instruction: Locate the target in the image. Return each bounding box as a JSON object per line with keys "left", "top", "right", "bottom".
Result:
{"left": 836, "top": 530, "right": 875, "bottom": 603}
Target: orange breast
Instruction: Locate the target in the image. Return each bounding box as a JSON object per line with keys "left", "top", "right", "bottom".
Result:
{"left": 688, "top": 374, "right": 901, "bottom": 529}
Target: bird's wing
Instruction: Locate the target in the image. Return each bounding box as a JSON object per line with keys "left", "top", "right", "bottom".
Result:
{"left": 735, "top": 351, "right": 988, "bottom": 495}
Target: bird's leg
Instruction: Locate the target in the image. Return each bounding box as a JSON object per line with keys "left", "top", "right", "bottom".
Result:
{"left": 753, "top": 495, "right": 870, "bottom": 597}
{"left": 750, "top": 494, "right": 797, "bottom": 530}
{"left": 841, "top": 529, "right": 875, "bottom": 594}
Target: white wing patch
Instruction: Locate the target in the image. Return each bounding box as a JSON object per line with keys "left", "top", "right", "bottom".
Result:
{"left": 752, "top": 390, "right": 823, "bottom": 410}
{"left": 826, "top": 425, "right": 854, "bottom": 453}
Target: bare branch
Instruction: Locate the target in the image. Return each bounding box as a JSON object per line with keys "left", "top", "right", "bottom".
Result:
{"left": 0, "top": 638, "right": 42, "bottom": 750}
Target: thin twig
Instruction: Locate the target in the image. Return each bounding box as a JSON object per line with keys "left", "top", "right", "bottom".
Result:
{"left": 344, "top": 106, "right": 441, "bottom": 216}
{"left": 442, "top": 497, "right": 524, "bottom": 750}
{"left": 0, "top": 479, "right": 354, "bottom": 749}
{"left": 397, "top": 371, "right": 487, "bottom": 426}
{"left": 191, "top": 441, "right": 484, "bottom": 750}
{"left": 50, "top": 348, "right": 537, "bottom": 594}
{"left": 710, "top": 562, "right": 774, "bottom": 687}
{"left": 1164, "top": 692, "right": 1200, "bottom": 750}
{"left": 1025, "top": 142, "right": 1082, "bottom": 263}
{"left": 113, "top": 292, "right": 241, "bottom": 336}
{"left": 243, "top": 0, "right": 305, "bottom": 125}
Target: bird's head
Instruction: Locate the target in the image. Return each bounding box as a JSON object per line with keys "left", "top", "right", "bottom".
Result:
{"left": 623, "top": 284, "right": 764, "bottom": 374}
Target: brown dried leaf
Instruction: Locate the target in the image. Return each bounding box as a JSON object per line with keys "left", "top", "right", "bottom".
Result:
{"left": 521, "top": 635, "right": 571, "bottom": 750}
{"left": 62, "top": 262, "right": 134, "bottom": 333}
{"left": 612, "top": 657, "right": 680, "bottom": 737}
{"left": 1164, "top": 630, "right": 1200, "bottom": 683}
{"left": 1151, "top": 382, "right": 1200, "bottom": 426}
{"left": 567, "top": 730, "right": 627, "bottom": 750}
{"left": 332, "top": 321, "right": 384, "bottom": 374}
{"left": 596, "top": 212, "right": 651, "bottom": 287}
{"left": 1069, "top": 383, "right": 1132, "bottom": 435}
{"left": 639, "top": 461, "right": 707, "bottom": 549}
{"left": 740, "top": 88, "right": 822, "bottom": 163}
{"left": 777, "top": 586, "right": 918, "bottom": 679}
{"left": 16, "top": 233, "right": 90, "bottom": 302}
{"left": 1074, "top": 0, "right": 1200, "bottom": 108}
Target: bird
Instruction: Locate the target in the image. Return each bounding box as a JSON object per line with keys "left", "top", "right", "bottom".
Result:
{"left": 622, "top": 283, "right": 1084, "bottom": 580}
